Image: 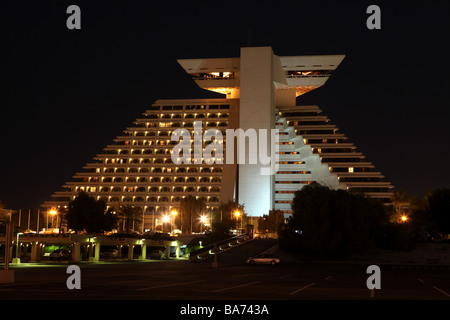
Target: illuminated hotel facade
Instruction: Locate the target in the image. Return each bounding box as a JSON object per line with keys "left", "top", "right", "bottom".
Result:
{"left": 44, "top": 47, "right": 393, "bottom": 224}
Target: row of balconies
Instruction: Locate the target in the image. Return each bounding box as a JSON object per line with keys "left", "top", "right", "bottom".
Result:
{"left": 135, "top": 112, "right": 230, "bottom": 122}
{"left": 99, "top": 147, "right": 224, "bottom": 157}
{"left": 86, "top": 158, "right": 218, "bottom": 165}
{"left": 70, "top": 176, "right": 223, "bottom": 184}
{"left": 125, "top": 121, "right": 229, "bottom": 134}
{"left": 53, "top": 193, "right": 221, "bottom": 203}
{"left": 72, "top": 186, "right": 221, "bottom": 193}
{"left": 132, "top": 120, "right": 230, "bottom": 129}
{"left": 145, "top": 104, "right": 230, "bottom": 112}
{"left": 77, "top": 167, "right": 223, "bottom": 175}
{"left": 107, "top": 139, "right": 227, "bottom": 148}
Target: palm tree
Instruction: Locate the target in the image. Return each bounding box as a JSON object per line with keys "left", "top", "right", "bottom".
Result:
{"left": 179, "top": 196, "right": 206, "bottom": 233}
{"left": 116, "top": 204, "right": 142, "bottom": 233}
{"left": 390, "top": 189, "right": 410, "bottom": 222}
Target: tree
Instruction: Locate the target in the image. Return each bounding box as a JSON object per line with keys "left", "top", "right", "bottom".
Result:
{"left": 258, "top": 209, "right": 284, "bottom": 233}
{"left": 280, "top": 183, "right": 388, "bottom": 258}
{"left": 0, "top": 201, "right": 9, "bottom": 233}
{"left": 179, "top": 195, "right": 206, "bottom": 233}
{"left": 58, "top": 206, "right": 68, "bottom": 234}
{"left": 116, "top": 204, "right": 142, "bottom": 232}
{"left": 66, "top": 192, "right": 117, "bottom": 234}
{"left": 425, "top": 188, "right": 450, "bottom": 239}
{"left": 390, "top": 189, "right": 410, "bottom": 223}
{"left": 213, "top": 201, "right": 246, "bottom": 231}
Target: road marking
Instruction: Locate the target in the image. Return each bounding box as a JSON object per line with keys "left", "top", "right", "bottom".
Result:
{"left": 289, "top": 282, "right": 316, "bottom": 295}
{"left": 136, "top": 280, "right": 205, "bottom": 291}
{"left": 432, "top": 286, "right": 450, "bottom": 298}
{"left": 212, "top": 281, "right": 260, "bottom": 293}
{"left": 417, "top": 278, "right": 424, "bottom": 283}
{"left": 324, "top": 276, "right": 332, "bottom": 280}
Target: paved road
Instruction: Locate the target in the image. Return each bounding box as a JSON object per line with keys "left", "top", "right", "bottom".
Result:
{"left": 1, "top": 239, "right": 449, "bottom": 302}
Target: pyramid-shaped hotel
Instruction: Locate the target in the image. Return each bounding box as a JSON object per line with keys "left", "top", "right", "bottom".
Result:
{"left": 44, "top": 47, "right": 393, "bottom": 227}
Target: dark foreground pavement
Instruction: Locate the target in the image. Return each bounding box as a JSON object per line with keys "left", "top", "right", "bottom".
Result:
{"left": 1, "top": 239, "right": 449, "bottom": 301}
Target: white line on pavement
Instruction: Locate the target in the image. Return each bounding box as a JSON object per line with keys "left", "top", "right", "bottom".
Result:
{"left": 289, "top": 282, "right": 317, "bottom": 295}
{"left": 212, "top": 281, "right": 260, "bottom": 293}
{"left": 432, "top": 286, "right": 450, "bottom": 298}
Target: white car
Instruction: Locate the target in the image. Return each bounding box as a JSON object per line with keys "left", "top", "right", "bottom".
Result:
{"left": 246, "top": 253, "right": 280, "bottom": 265}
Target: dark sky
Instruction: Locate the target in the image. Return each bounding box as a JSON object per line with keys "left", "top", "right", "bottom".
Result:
{"left": 2, "top": 1, "right": 449, "bottom": 209}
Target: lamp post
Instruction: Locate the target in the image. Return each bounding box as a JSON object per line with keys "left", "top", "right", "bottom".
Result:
{"left": 49, "top": 209, "right": 57, "bottom": 232}
{"left": 13, "top": 232, "right": 23, "bottom": 264}
{"left": 200, "top": 215, "right": 207, "bottom": 233}
{"left": 162, "top": 215, "right": 170, "bottom": 233}
{"left": 234, "top": 210, "right": 241, "bottom": 233}
{"left": 171, "top": 210, "right": 178, "bottom": 234}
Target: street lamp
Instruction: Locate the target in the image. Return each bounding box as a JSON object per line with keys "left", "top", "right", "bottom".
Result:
{"left": 401, "top": 215, "right": 408, "bottom": 223}
{"left": 200, "top": 215, "right": 207, "bottom": 233}
{"left": 49, "top": 209, "right": 57, "bottom": 231}
{"left": 234, "top": 210, "right": 242, "bottom": 232}
{"left": 13, "top": 232, "right": 24, "bottom": 264}
{"left": 171, "top": 210, "right": 178, "bottom": 233}
{"left": 162, "top": 215, "right": 170, "bottom": 233}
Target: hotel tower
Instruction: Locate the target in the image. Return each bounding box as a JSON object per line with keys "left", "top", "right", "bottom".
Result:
{"left": 44, "top": 47, "right": 393, "bottom": 226}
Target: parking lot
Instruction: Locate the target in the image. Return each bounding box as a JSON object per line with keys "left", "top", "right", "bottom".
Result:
{"left": 1, "top": 239, "right": 449, "bottom": 302}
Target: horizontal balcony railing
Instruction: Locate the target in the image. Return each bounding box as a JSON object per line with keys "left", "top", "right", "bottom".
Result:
{"left": 286, "top": 74, "right": 330, "bottom": 78}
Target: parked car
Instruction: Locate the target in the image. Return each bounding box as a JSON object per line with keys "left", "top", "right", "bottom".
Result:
{"left": 49, "top": 249, "right": 71, "bottom": 260}
{"left": 149, "top": 250, "right": 164, "bottom": 260}
{"left": 253, "top": 232, "right": 267, "bottom": 239}
{"left": 101, "top": 249, "right": 119, "bottom": 258}
{"left": 246, "top": 253, "right": 280, "bottom": 265}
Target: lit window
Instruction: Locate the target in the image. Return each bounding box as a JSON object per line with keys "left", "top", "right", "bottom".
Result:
{"left": 348, "top": 167, "right": 354, "bottom": 173}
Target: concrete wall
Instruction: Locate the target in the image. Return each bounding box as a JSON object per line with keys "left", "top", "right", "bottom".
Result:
{"left": 238, "top": 47, "right": 275, "bottom": 216}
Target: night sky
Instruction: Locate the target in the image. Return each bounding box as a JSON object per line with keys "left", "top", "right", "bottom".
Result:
{"left": 2, "top": 1, "right": 449, "bottom": 209}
